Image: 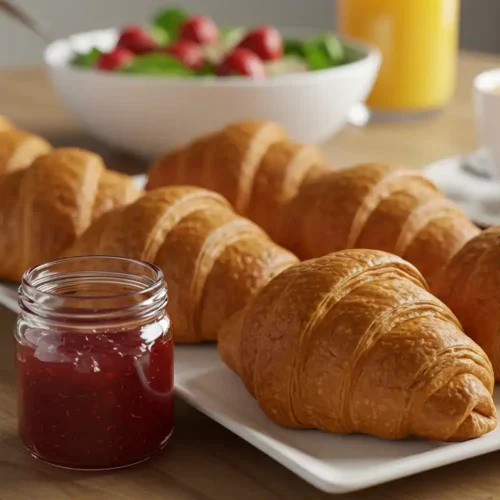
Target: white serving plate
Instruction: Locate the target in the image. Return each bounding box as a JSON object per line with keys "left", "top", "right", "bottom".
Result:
{"left": 4, "top": 170, "right": 500, "bottom": 493}
{"left": 424, "top": 150, "right": 500, "bottom": 227}
{"left": 2, "top": 279, "right": 500, "bottom": 494}
{"left": 134, "top": 173, "right": 147, "bottom": 189}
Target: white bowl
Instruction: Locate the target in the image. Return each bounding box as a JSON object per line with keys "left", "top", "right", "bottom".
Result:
{"left": 44, "top": 28, "right": 380, "bottom": 159}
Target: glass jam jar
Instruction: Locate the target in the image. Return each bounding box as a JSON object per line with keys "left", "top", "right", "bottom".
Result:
{"left": 16, "top": 256, "right": 174, "bottom": 470}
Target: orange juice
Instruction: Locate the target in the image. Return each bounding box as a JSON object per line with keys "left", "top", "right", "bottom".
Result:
{"left": 337, "top": 0, "right": 460, "bottom": 112}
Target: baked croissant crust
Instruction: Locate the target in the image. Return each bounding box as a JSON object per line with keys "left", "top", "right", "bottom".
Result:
{"left": 283, "top": 164, "right": 479, "bottom": 285}
{"left": 0, "top": 148, "right": 140, "bottom": 281}
{"left": 147, "top": 122, "right": 477, "bottom": 284}
{"left": 65, "top": 186, "right": 299, "bottom": 343}
{"left": 218, "top": 249, "right": 496, "bottom": 442}
{"left": 433, "top": 227, "right": 500, "bottom": 380}
{"left": 147, "top": 121, "right": 327, "bottom": 243}
{"left": 0, "top": 128, "right": 52, "bottom": 175}
{"left": 0, "top": 115, "right": 13, "bottom": 132}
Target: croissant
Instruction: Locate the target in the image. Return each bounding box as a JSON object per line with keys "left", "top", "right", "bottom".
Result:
{"left": 147, "top": 121, "right": 328, "bottom": 241}
{"left": 286, "top": 164, "right": 480, "bottom": 285}
{"left": 0, "top": 128, "right": 52, "bottom": 176}
{"left": 65, "top": 186, "right": 299, "bottom": 343}
{"left": 433, "top": 226, "right": 500, "bottom": 380}
{"left": 0, "top": 148, "right": 140, "bottom": 281}
{"left": 0, "top": 115, "right": 13, "bottom": 132}
{"left": 218, "top": 249, "right": 496, "bottom": 442}
{"left": 147, "top": 122, "right": 478, "bottom": 284}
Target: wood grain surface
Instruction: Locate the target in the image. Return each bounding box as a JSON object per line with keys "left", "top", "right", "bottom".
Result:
{"left": 1, "top": 52, "right": 500, "bottom": 500}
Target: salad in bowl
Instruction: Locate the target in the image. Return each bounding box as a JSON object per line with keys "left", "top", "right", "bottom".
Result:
{"left": 45, "top": 6, "right": 380, "bottom": 157}
{"left": 72, "top": 7, "right": 361, "bottom": 79}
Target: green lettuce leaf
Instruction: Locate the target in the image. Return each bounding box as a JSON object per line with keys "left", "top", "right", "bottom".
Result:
{"left": 283, "top": 38, "right": 305, "bottom": 58}
{"left": 306, "top": 34, "right": 346, "bottom": 70}
{"left": 152, "top": 7, "right": 189, "bottom": 42}
{"left": 120, "top": 54, "right": 194, "bottom": 76}
{"left": 323, "top": 34, "right": 345, "bottom": 64}
{"left": 303, "top": 39, "right": 331, "bottom": 70}
{"left": 73, "top": 47, "right": 102, "bottom": 68}
{"left": 284, "top": 33, "right": 349, "bottom": 71}
{"left": 195, "top": 62, "right": 215, "bottom": 76}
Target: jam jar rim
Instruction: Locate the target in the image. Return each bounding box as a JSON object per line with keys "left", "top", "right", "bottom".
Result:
{"left": 18, "top": 255, "right": 168, "bottom": 328}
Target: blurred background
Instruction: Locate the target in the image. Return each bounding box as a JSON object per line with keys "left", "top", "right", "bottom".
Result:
{"left": 0, "top": 0, "right": 498, "bottom": 67}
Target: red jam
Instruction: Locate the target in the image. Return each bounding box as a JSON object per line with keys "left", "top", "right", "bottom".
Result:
{"left": 16, "top": 256, "right": 174, "bottom": 470}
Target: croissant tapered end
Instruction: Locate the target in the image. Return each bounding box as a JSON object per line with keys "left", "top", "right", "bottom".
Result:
{"left": 93, "top": 169, "right": 141, "bottom": 220}
{"left": 0, "top": 115, "right": 12, "bottom": 132}
{"left": 433, "top": 227, "right": 500, "bottom": 381}
{"left": 409, "top": 373, "right": 497, "bottom": 442}
{"left": 219, "top": 249, "right": 497, "bottom": 442}
{"left": 0, "top": 129, "right": 52, "bottom": 176}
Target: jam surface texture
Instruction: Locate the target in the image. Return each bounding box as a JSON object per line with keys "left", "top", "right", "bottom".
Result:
{"left": 17, "top": 320, "right": 174, "bottom": 469}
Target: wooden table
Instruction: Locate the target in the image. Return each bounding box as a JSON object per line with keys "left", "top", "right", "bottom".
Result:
{"left": 1, "top": 52, "right": 500, "bottom": 500}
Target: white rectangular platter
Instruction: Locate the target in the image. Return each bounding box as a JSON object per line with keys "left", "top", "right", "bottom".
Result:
{"left": 1, "top": 282, "right": 500, "bottom": 494}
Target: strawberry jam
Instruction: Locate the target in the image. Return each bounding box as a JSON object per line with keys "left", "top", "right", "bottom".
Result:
{"left": 16, "top": 256, "right": 174, "bottom": 470}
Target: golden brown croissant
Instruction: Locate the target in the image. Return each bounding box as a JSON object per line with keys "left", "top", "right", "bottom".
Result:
{"left": 147, "top": 122, "right": 477, "bottom": 284}
{"left": 0, "top": 115, "right": 13, "bottom": 132}
{"left": 285, "top": 164, "right": 480, "bottom": 285}
{"left": 0, "top": 148, "right": 140, "bottom": 281}
{"left": 65, "top": 186, "right": 299, "bottom": 343}
{"left": 147, "top": 121, "right": 327, "bottom": 241}
{"left": 218, "top": 249, "right": 496, "bottom": 442}
{"left": 433, "top": 226, "right": 500, "bottom": 380}
{"left": 0, "top": 128, "right": 52, "bottom": 176}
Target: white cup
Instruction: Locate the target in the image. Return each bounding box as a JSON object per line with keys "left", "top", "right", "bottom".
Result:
{"left": 474, "top": 69, "right": 500, "bottom": 179}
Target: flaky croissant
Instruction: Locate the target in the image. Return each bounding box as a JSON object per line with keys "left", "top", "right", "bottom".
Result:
{"left": 0, "top": 128, "right": 52, "bottom": 176}
{"left": 0, "top": 148, "right": 140, "bottom": 281}
{"left": 147, "top": 121, "right": 327, "bottom": 241}
{"left": 218, "top": 249, "right": 496, "bottom": 442}
{"left": 0, "top": 115, "right": 13, "bottom": 132}
{"left": 286, "top": 164, "right": 480, "bottom": 285}
{"left": 65, "top": 186, "right": 298, "bottom": 343}
{"left": 147, "top": 122, "right": 478, "bottom": 284}
{"left": 433, "top": 227, "right": 500, "bottom": 380}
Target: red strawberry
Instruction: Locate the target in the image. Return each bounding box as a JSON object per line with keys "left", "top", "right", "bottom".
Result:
{"left": 179, "top": 15, "right": 219, "bottom": 45}
{"left": 238, "top": 25, "right": 283, "bottom": 61}
{"left": 216, "top": 48, "right": 266, "bottom": 78}
{"left": 166, "top": 40, "right": 205, "bottom": 70}
{"left": 117, "top": 25, "right": 158, "bottom": 54}
{"left": 96, "top": 48, "right": 134, "bottom": 71}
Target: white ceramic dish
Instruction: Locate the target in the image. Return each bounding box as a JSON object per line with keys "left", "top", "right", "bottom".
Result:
{"left": 424, "top": 150, "right": 500, "bottom": 227}
{"left": 43, "top": 28, "right": 380, "bottom": 159}
{"left": 2, "top": 253, "right": 500, "bottom": 494}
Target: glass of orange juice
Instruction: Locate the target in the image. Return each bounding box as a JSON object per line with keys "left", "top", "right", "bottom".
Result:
{"left": 337, "top": 0, "right": 460, "bottom": 118}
